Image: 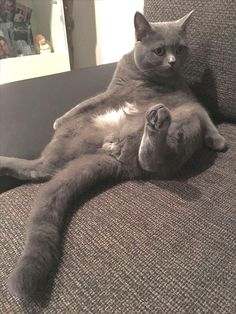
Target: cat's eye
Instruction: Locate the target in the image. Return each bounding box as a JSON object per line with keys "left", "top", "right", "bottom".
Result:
{"left": 153, "top": 47, "right": 165, "bottom": 56}
{"left": 176, "top": 46, "right": 184, "bottom": 54}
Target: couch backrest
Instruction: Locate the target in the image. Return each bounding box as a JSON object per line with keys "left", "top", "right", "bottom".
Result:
{"left": 144, "top": 0, "right": 236, "bottom": 122}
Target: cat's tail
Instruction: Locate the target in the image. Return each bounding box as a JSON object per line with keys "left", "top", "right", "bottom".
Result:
{"left": 8, "top": 154, "right": 122, "bottom": 299}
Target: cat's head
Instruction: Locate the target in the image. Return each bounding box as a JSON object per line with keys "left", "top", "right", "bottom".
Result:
{"left": 133, "top": 11, "right": 194, "bottom": 78}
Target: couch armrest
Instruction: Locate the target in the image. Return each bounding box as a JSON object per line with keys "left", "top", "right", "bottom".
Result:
{"left": 0, "top": 63, "right": 116, "bottom": 192}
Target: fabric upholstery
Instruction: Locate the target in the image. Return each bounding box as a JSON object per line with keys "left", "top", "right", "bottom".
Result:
{"left": 144, "top": 0, "right": 236, "bottom": 121}
{"left": 1, "top": 123, "right": 235, "bottom": 313}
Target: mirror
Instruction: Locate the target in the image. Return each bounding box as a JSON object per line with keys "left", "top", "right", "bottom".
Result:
{"left": 0, "top": 0, "right": 70, "bottom": 84}
{"left": 0, "top": 0, "right": 144, "bottom": 84}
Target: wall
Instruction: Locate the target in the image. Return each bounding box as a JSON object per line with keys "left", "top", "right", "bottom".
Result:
{"left": 72, "top": 0, "right": 97, "bottom": 69}
{"left": 94, "top": 0, "right": 144, "bottom": 65}
{"left": 32, "top": 0, "right": 52, "bottom": 42}
{"left": 72, "top": 0, "right": 144, "bottom": 68}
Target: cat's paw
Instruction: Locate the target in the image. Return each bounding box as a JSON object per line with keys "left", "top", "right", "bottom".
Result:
{"left": 53, "top": 118, "right": 60, "bottom": 130}
{"left": 53, "top": 116, "right": 65, "bottom": 130}
{"left": 205, "top": 134, "right": 227, "bottom": 152}
{"left": 146, "top": 104, "right": 171, "bottom": 132}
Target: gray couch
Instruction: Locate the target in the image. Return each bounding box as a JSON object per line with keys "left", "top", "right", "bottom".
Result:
{"left": 1, "top": 1, "right": 235, "bottom": 313}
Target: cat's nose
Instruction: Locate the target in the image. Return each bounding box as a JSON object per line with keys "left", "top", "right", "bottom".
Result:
{"left": 168, "top": 59, "right": 176, "bottom": 67}
{"left": 168, "top": 55, "right": 176, "bottom": 67}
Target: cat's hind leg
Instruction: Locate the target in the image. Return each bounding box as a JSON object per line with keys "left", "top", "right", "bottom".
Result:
{"left": 201, "top": 112, "right": 227, "bottom": 151}
{"left": 139, "top": 102, "right": 227, "bottom": 177}
{"left": 0, "top": 156, "right": 54, "bottom": 181}
{"left": 138, "top": 103, "right": 216, "bottom": 176}
{"left": 138, "top": 104, "right": 171, "bottom": 173}
{"left": 170, "top": 104, "right": 227, "bottom": 153}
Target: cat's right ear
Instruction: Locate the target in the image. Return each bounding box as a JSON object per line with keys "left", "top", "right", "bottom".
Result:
{"left": 134, "top": 12, "right": 152, "bottom": 41}
{"left": 176, "top": 10, "right": 195, "bottom": 31}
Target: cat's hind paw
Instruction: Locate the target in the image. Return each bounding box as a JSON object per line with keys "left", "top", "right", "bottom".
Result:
{"left": 205, "top": 134, "right": 227, "bottom": 152}
{"left": 146, "top": 104, "right": 171, "bottom": 132}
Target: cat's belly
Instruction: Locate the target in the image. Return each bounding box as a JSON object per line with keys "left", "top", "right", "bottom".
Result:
{"left": 92, "top": 102, "right": 140, "bottom": 129}
{"left": 92, "top": 102, "right": 148, "bottom": 134}
{"left": 93, "top": 102, "right": 145, "bottom": 160}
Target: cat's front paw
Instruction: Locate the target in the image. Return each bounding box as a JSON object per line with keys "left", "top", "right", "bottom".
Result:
{"left": 146, "top": 104, "right": 171, "bottom": 132}
{"left": 53, "top": 116, "right": 66, "bottom": 130}
{"left": 53, "top": 118, "right": 60, "bottom": 130}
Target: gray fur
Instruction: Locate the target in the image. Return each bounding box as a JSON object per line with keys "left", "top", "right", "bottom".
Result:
{"left": 2, "top": 12, "right": 226, "bottom": 299}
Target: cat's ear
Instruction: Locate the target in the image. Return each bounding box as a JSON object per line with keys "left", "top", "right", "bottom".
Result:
{"left": 134, "top": 12, "right": 152, "bottom": 41}
{"left": 175, "top": 10, "right": 194, "bottom": 31}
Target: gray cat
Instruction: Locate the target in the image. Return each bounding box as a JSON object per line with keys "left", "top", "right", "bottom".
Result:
{"left": 3, "top": 12, "right": 226, "bottom": 299}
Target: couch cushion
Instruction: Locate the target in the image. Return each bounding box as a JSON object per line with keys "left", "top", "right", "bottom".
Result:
{"left": 0, "top": 123, "right": 235, "bottom": 313}
{"left": 144, "top": 0, "right": 236, "bottom": 122}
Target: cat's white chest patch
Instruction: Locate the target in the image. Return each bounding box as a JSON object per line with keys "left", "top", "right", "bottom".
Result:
{"left": 93, "top": 102, "right": 139, "bottom": 129}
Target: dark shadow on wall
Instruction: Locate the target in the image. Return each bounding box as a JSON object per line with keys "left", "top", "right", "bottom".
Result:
{"left": 63, "top": 0, "right": 74, "bottom": 68}
{"left": 72, "top": 0, "right": 97, "bottom": 69}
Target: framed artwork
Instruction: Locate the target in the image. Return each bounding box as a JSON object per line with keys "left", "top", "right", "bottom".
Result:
{"left": 0, "top": 1, "right": 34, "bottom": 57}
{"left": 8, "top": 22, "right": 35, "bottom": 56}
{"left": 0, "top": 0, "right": 16, "bottom": 22}
{"left": 0, "top": 0, "right": 72, "bottom": 59}
{"left": 0, "top": 22, "right": 13, "bottom": 58}
{"left": 14, "top": 2, "right": 32, "bottom": 23}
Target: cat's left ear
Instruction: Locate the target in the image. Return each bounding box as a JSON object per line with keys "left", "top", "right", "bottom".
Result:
{"left": 175, "top": 10, "right": 195, "bottom": 31}
{"left": 134, "top": 12, "right": 152, "bottom": 41}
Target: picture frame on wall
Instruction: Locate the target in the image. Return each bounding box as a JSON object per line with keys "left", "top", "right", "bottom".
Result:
{"left": 0, "top": 0, "right": 16, "bottom": 22}
{"left": 8, "top": 22, "right": 35, "bottom": 56}
{"left": 0, "top": 22, "right": 13, "bottom": 58}
{"left": 0, "top": 0, "right": 35, "bottom": 57}
{"left": 14, "top": 2, "right": 32, "bottom": 23}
